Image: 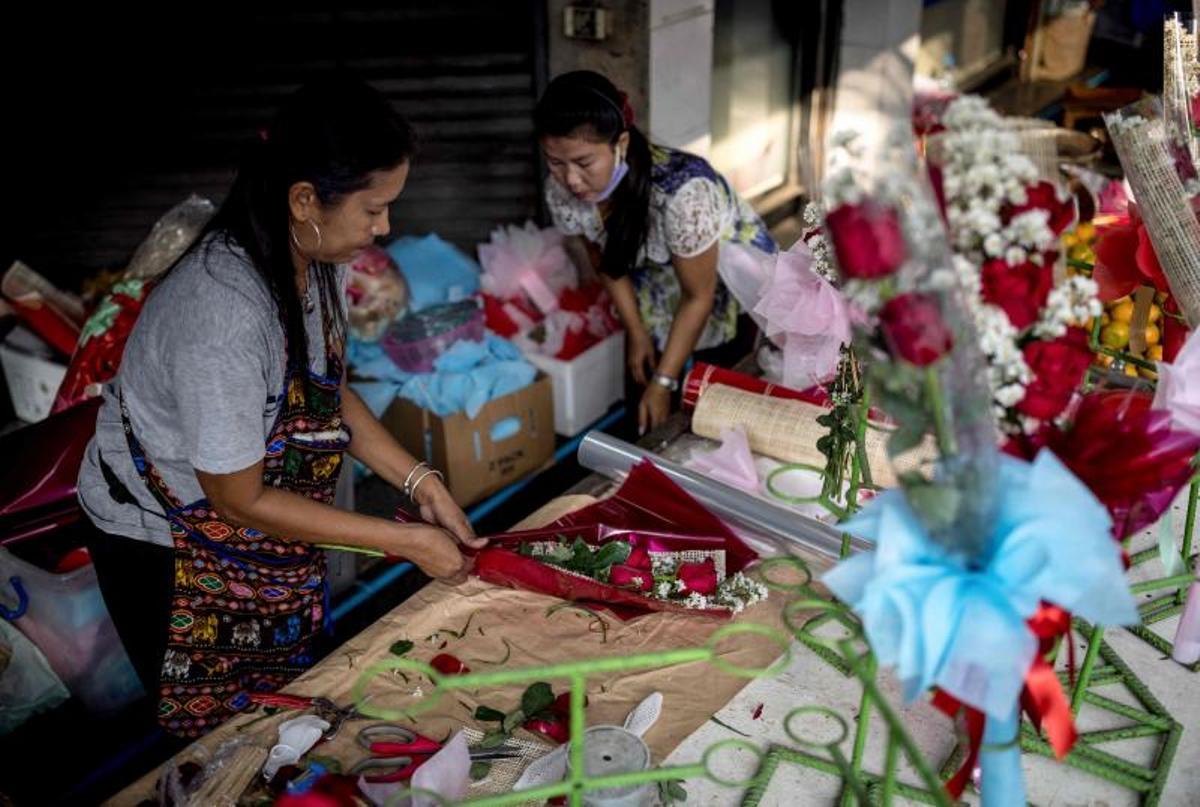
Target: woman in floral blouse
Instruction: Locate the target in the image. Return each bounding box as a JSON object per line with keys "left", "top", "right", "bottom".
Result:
{"left": 535, "top": 70, "right": 777, "bottom": 433}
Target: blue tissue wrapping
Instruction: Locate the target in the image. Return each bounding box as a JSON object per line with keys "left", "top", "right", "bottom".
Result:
{"left": 348, "top": 333, "right": 536, "bottom": 421}
{"left": 385, "top": 234, "right": 481, "bottom": 311}
{"left": 822, "top": 449, "right": 1138, "bottom": 807}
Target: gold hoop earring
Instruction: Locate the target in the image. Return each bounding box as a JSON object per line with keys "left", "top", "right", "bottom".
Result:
{"left": 289, "top": 220, "right": 323, "bottom": 257}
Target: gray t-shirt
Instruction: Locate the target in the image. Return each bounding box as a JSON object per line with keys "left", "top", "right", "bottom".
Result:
{"left": 78, "top": 234, "right": 348, "bottom": 546}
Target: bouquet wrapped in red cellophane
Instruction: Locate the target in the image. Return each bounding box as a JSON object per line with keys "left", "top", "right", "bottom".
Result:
{"left": 471, "top": 461, "right": 766, "bottom": 618}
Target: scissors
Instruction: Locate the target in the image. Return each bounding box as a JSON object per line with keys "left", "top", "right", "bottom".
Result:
{"left": 350, "top": 724, "right": 522, "bottom": 783}
{"left": 248, "top": 693, "right": 369, "bottom": 739}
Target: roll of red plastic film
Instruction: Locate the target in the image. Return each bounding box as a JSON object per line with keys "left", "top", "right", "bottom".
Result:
{"left": 681, "top": 362, "right": 825, "bottom": 410}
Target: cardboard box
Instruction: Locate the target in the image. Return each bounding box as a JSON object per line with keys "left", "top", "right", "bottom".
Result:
{"left": 526, "top": 331, "right": 625, "bottom": 436}
{"left": 382, "top": 373, "right": 555, "bottom": 507}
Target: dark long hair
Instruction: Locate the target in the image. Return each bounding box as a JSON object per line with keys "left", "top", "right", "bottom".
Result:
{"left": 534, "top": 70, "right": 650, "bottom": 280}
{"left": 195, "top": 73, "right": 416, "bottom": 373}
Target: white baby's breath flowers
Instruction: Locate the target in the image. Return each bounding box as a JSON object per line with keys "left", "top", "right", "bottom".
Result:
{"left": 1033, "top": 275, "right": 1103, "bottom": 339}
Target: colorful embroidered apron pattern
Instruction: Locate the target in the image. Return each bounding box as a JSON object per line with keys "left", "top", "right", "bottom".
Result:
{"left": 120, "top": 322, "right": 348, "bottom": 737}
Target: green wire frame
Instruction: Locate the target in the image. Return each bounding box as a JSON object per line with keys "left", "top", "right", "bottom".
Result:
{"left": 345, "top": 556, "right": 961, "bottom": 807}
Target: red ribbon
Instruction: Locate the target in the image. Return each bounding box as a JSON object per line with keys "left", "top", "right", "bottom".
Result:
{"left": 933, "top": 604, "right": 1079, "bottom": 799}
{"left": 1021, "top": 604, "right": 1077, "bottom": 759}
{"left": 931, "top": 690, "right": 985, "bottom": 798}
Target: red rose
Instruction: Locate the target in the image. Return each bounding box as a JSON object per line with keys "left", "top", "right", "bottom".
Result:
{"left": 430, "top": 653, "right": 470, "bottom": 676}
{"left": 523, "top": 717, "right": 570, "bottom": 744}
{"left": 609, "top": 564, "right": 653, "bottom": 592}
{"left": 1003, "top": 180, "right": 1076, "bottom": 236}
{"left": 980, "top": 258, "right": 1054, "bottom": 330}
{"left": 1093, "top": 204, "right": 1170, "bottom": 301}
{"left": 626, "top": 546, "right": 651, "bottom": 570}
{"left": 877, "top": 292, "right": 954, "bottom": 367}
{"left": 1016, "top": 328, "right": 1092, "bottom": 420}
{"left": 677, "top": 558, "right": 718, "bottom": 596}
{"left": 825, "top": 201, "right": 907, "bottom": 279}
{"left": 551, "top": 691, "right": 572, "bottom": 721}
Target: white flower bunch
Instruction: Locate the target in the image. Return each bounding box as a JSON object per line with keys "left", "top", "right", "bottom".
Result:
{"left": 939, "top": 97, "right": 1042, "bottom": 263}
{"left": 712, "top": 572, "right": 770, "bottom": 614}
{"left": 801, "top": 202, "right": 838, "bottom": 283}
{"left": 1033, "top": 275, "right": 1103, "bottom": 339}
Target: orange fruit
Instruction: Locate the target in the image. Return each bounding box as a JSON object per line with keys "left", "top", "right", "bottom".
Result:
{"left": 1110, "top": 300, "right": 1135, "bottom": 324}
{"left": 1101, "top": 322, "right": 1130, "bottom": 349}
{"left": 1148, "top": 345, "right": 1164, "bottom": 361}
{"left": 1148, "top": 304, "right": 1163, "bottom": 324}
{"left": 1145, "top": 324, "right": 1161, "bottom": 345}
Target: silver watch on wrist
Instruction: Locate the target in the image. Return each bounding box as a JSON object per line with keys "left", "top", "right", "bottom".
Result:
{"left": 652, "top": 372, "right": 679, "bottom": 392}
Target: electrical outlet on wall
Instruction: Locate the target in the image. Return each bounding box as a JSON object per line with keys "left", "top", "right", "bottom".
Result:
{"left": 563, "top": 6, "right": 609, "bottom": 41}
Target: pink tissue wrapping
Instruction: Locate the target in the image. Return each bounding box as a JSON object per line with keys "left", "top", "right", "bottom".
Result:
{"left": 686, "top": 426, "right": 760, "bottom": 492}
{"left": 1152, "top": 329, "right": 1200, "bottom": 436}
{"left": 478, "top": 222, "right": 576, "bottom": 314}
{"left": 752, "top": 243, "right": 853, "bottom": 388}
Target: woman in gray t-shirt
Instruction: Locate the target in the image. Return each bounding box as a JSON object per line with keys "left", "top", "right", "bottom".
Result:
{"left": 77, "top": 75, "right": 485, "bottom": 737}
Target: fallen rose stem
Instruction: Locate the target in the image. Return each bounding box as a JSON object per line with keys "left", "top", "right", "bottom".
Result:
{"left": 924, "top": 365, "right": 957, "bottom": 458}
{"left": 1070, "top": 623, "right": 1106, "bottom": 715}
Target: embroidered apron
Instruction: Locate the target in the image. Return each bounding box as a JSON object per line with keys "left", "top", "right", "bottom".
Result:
{"left": 120, "top": 321, "right": 348, "bottom": 738}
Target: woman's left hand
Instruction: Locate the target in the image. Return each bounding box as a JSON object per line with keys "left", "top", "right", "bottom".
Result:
{"left": 413, "top": 479, "right": 488, "bottom": 549}
{"left": 638, "top": 384, "right": 672, "bottom": 435}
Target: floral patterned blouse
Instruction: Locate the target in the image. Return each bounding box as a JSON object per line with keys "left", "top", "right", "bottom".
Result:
{"left": 545, "top": 144, "right": 777, "bottom": 350}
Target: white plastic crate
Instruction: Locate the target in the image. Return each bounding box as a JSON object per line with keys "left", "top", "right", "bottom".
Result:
{"left": 526, "top": 330, "right": 625, "bottom": 437}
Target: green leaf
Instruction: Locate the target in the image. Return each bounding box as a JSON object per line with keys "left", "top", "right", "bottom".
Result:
{"left": 475, "top": 706, "right": 506, "bottom": 723}
{"left": 591, "top": 540, "right": 632, "bottom": 572}
{"left": 658, "top": 779, "right": 688, "bottom": 804}
{"left": 502, "top": 709, "right": 526, "bottom": 733}
{"left": 903, "top": 478, "right": 963, "bottom": 533}
{"left": 567, "top": 537, "right": 595, "bottom": 572}
{"left": 469, "top": 761, "right": 492, "bottom": 781}
{"left": 521, "top": 681, "right": 556, "bottom": 717}
{"left": 389, "top": 640, "right": 414, "bottom": 657}
{"left": 479, "top": 729, "right": 509, "bottom": 749}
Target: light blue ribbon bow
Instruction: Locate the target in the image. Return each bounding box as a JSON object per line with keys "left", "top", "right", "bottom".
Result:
{"left": 824, "top": 449, "right": 1137, "bottom": 805}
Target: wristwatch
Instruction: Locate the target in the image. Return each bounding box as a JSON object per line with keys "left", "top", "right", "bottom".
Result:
{"left": 652, "top": 372, "right": 679, "bottom": 392}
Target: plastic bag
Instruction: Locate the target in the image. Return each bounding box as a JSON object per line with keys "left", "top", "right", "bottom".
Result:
{"left": 0, "top": 618, "right": 69, "bottom": 735}
{"left": 0, "top": 545, "right": 143, "bottom": 715}
{"left": 51, "top": 278, "right": 153, "bottom": 413}
{"left": 347, "top": 245, "right": 410, "bottom": 342}
{"left": 123, "top": 195, "right": 216, "bottom": 280}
